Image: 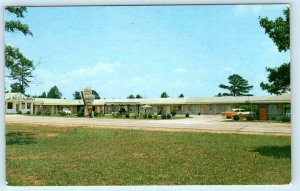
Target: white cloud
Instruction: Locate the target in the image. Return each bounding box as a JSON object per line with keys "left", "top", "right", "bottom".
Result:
{"left": 233, "top": 5, "right": 263, "bottom": 16}
{"left": 67, "top": 62, "right": 121, "bottom": 77}
{"left": 173, "top": 67, "right": 188, "bottom": 73}
{"left": 224, "top": 66, "right": 235, "bottom": 74}
{"left": 23, "top": 62, "right": 122, "bottom": 97}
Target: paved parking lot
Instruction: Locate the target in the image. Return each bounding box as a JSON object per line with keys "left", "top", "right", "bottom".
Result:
{"left": 5, "top": 115, "right": 291, "bottom": 135}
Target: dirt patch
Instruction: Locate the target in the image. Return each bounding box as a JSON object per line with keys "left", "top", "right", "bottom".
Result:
{"left": 45, "top": 133, "right": 60, "bottom": 137}
{"left": 8, "top": 171, "right": 46, "bottom": 185}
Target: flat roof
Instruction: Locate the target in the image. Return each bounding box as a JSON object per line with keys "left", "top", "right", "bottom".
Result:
{"left": 26, "top": 93, "right": 291, "bottom": 106}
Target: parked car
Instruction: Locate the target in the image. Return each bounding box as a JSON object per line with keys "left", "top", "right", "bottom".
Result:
{"left": 221, "top": 108, "right": 254, "bottom": 118}
{"left": 62, "top": 108, "right": 71, "bottom": 115}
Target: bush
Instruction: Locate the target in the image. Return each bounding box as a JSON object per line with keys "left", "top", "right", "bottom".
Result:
{"left": 154, "top": 114, "right": 158, "bottom": 119}
{"left": 281, "top": 115, "right": 291, "bottom": 122}
{"left": 17, "top": 111, "right": 22, "bottom": 114}
{"left": 26, "top": 111, "right": 30, "bottom": 115}
{"left": 185, "top": 113, "right": 189, "bottom": 118}
{"left": 233, "top": 115, "right": 240, "bottom": 121}
{"left": 143, "top": 114, "right": 147, "bottom": 119}
{"left": 36, "top": 111, "right": 42, "bottom": 115}
{"left": 148, "top": 114, "right": 153, "bottom": 119}
{"left": 114, "top": 112, "right": 122, "bottom": 118}
{"left": 166, "top": 114, "right": 172, "bottom": 119}
{"left": 94, "top": 112, "right": 103, "bottom": 117}
{"left": 77, "top": 107, "right": 85, "bottom": 117}
{"left": 198, "top": 112, "right": 201, "bottom": 115}
{"left": 171, "top": 110, "right": 177, "bottom": 117}
{"left": 133, "top": 114, "right": 138, "bottom": 119}
{"left": 44, "top": 111, "right": 51, "bottom": 116}
{"left": 125, "top": 113, "right": 130, "bottom": 118}
{"left": 246, "top": 115, "right": 255, "bottom": 121}
{"left": 59, "top": 111, "right": 66, "bottom": 116}
{"left": 161, "top": 114, "right": 167, "bottom": 119}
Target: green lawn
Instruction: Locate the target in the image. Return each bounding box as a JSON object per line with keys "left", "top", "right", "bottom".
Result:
{"left": 6, "top": 124, "right": 291, "bottom": 185}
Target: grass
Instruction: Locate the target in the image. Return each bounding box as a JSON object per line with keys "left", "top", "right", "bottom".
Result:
{"left": 6, "top": 124, "right": 291, "bottom": 185}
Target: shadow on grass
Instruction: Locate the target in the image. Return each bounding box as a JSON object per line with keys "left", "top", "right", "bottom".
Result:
{"left": 251, "top": 145, "right": 291, "bottom": 159}
{"left": 6, "top": 132, "right": 37, "bottom": 145}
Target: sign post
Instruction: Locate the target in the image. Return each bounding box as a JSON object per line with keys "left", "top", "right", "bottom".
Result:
{"left": 81, "top": 87, "right": 95, "bottom": 117}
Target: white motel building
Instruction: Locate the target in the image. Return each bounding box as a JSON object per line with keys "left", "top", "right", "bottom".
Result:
{"left": 5, "top": 92, "right": 291, "bottom": 120}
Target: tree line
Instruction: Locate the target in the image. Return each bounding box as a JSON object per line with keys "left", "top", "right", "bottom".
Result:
{"left": 34, "top": 86, "right": 101, "bottom": 100}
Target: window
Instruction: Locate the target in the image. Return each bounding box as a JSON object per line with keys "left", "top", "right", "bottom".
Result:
{"left": 27, "top": 103, "right": 31, "bottom": 110}
{"left": 7, "top": 102, "right": 13, "bottom": 109}
{"left": 22, "top": 103, "right": 25, "bottom": 109}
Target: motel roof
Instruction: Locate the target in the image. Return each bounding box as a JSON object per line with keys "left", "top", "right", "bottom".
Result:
{"left": 13, "top": 93, "right": 290, "bottom": 106}
{"left": 5, "top": 93, "right": 33, "bottom": 101}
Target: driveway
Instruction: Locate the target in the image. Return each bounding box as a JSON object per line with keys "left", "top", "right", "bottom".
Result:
{"left": 5, "top": 115, "right": 291, "bottom": 136}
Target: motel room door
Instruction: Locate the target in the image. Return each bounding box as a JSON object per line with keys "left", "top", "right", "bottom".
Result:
{"left": 259, "top": 108, "right": 267, "bottom": 120}
{"left": 16, "top": 104, "right": 20, "bottom": 113}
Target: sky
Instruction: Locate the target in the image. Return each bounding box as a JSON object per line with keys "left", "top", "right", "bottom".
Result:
{"left": 5, "top": 4, "right": 290, "bottom": 99}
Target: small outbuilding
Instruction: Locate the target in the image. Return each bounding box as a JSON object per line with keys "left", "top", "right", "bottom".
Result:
{"left": 5, "top": 93, "right": 34, "bottom": 114}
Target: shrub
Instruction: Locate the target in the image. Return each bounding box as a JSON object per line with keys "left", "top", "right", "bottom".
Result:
{"left": 114, "top": 112, "right": 122, "bottom": 118}
{"left": 166, "top": 114, "right": 172, "bottom": 119}
{"left": 125, "top": 113, "right": 130, "bottom": 118}
{"left": 281, "top": 115, "right": 291, "bottom": 122}
{"left": 148, "top": 114, "right": 153, "bottom": 119}
{"left": 133, "top": 114, "right": 138, "bottom": 119}
{"left": 171, "top": 110, "right": 177, "bottom": 117}
{"left": 154, "top": 114, "right": 158, "bottom": 119}
{"left": 161, "top": 114, "right": 167, "bottom": 119}
{"left": 77, "top": 107, "right": 85, "bottom": 117}
{"left": 26, "top": 111, "right": 30, "bottom": 115}
{"left": 44, "top": 111, "right": 51, "bottom": 116}
{"left": 233, "top": 115, "right": 240, "bottom": 121}
{"left": 185, "top": 113, "right": 189, "bottom": 118}
{"left": 59, "top": 111, "right": 66, "bottom": 116}
{"left": 198, "top": 112, "right": 201, "bottom": 115}
{"left": 100, "top": 112, "right": 105, "bottom": 117}
{"left": 246, "top": 115, "right": 255, "bottom": 121}
{"left": 143, "top": 114, "right": 147, "bottom": 119}
{"left": 36, "top": 111, "right": 42, "bottom": 115}
{"left": 17, "top": 111, "right": 22, "bottom": 114}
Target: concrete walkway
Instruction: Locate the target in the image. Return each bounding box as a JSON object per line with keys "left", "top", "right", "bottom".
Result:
{"left": 5, "top": 115, "right": 291, "bottom": 136}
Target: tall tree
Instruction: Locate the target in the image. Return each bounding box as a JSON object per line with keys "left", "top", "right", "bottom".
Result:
{"left": 73, "top": 91, "right": 82, "bottom": 100}
{"left": 178, "top": 93, "right": 184, "bottom": 98}
{"left": 259, "top": 8, "right": 290, "bottom": 94}
{"left": 39, "top": 92, "right": 47, "bottom": 98}
{"left": 127, "top": 94, "right": 135, "bottom": 99}
{"left": 92, "top": 90, "right": 100, "bottom": 99}
{"left": 218, "top": 74, "right": 253, "bottom": 96}
{"left": 5, "top": 45, "right": 35, "bottom": 94}
{"left": 161, "top": 92, "right": 169, "bottom": 98}
{"left": 5, "top": 7, "right": 34, "bottom": 94}
{"left": 10, "top": 83, "right": 23, "bottom": 93}
{"left": 5, "top": 7, "right": 33, "bottom": 36}
{"left": 47, "top": 86, "right": 62, "bottom": 99}
{"left": 136, "top": 94, "right": 142, "bottom": 99}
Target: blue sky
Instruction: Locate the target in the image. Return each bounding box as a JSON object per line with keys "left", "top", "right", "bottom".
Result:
{"left": 5, "top": 4, "right": 290, "bottom": 99}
